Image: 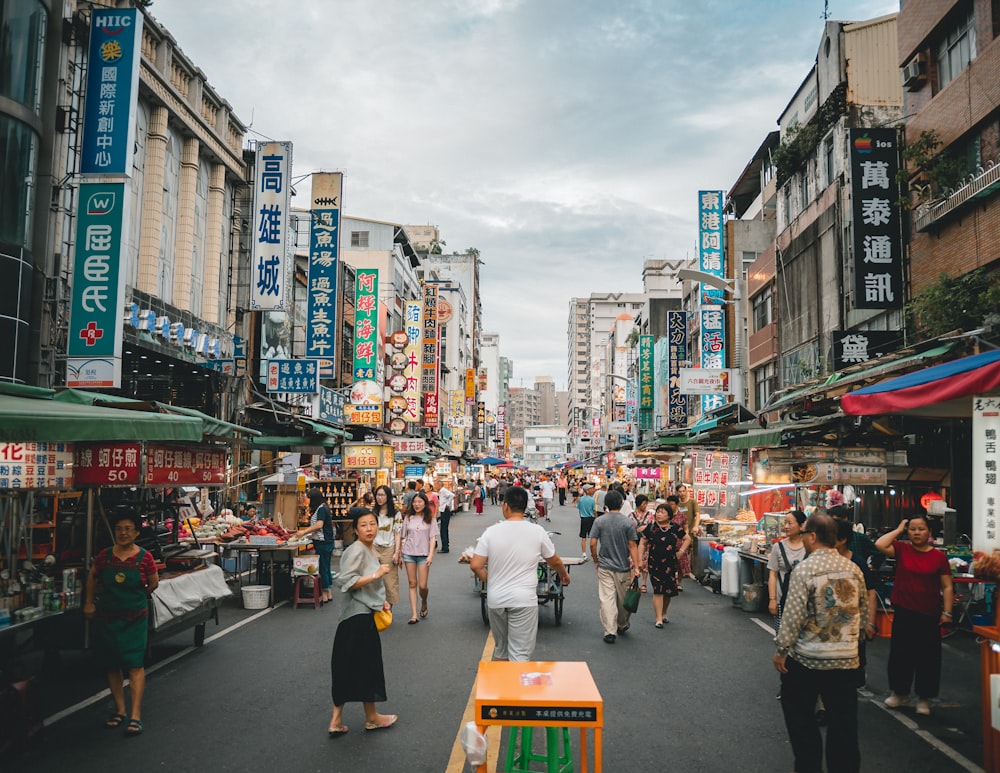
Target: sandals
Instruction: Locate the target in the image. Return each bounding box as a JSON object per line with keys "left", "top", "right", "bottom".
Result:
{"left": 654, "top": 621, "right": 663, "bottom": 629}
{"left": 124, "top": 718, "right": 143, "bottom": 736}
{"left": 365, "top": 714, "right": 398, "bottom": 731}
{"left": 407, "top": 617, "right": 419, "bottom": 625}
{"left": 640, "top": 584, "right": 647, "bottom": 594}
{"left": 105, "top": 712, "right": 127, "bottom": 729}
{"left": 328, "top": 724, "right": 349, "bottom": 737}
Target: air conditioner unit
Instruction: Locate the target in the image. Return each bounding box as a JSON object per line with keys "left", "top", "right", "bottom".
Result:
{"left": 902, "top": 56, "right": 926, "bottom": 91}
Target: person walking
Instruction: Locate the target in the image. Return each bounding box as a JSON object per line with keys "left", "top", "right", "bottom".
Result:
{"left": 400, "top": 491, "right": 438, "bottom": 624}
{"left": 296, "top": 488, "right": 337, "bottom": 604}
{"left": 674, "top": 484, "right": 699, "bottom": 581}
{"left": 435, "top": 481, "right": 456, "bottom": 554}
{"left": 474, "top": 480, "right": 485, "bottom": 515}
{"left": 766, "top": 510, "right": 807, "bottom": 625}
{"left": 638, "top": 502, "right": 688, "bottom": 627}
{"left": 83, "top": 513, "right": 159, "bottom": 736}
{"left": 470, "top": 487, "right": 570, "bottom": 661}
{"left": 589, "top": 490, "right": 640, "bottom": 644}
{"left": 630, "top": 495, "right": 653, "bottom": 593}
{"left": 875, "top": 515, "right": 954, "bottom": 715}
{"left": 487, "top": 475, "right": 500, "bottom": 506}
{"left": 594, "top": 483, "right": 608, "bottom": 514}
{"left": 328, "top": 509, "right": 397, "bottom": 736}
{"left": 773, "top": 513, "right": 868, "bottom": 773}
{"left": 577, "top": 483, "right": 597, "bottom": 559}
{"left": 557, "top": 474, "right": 568, "bottom": 506}
{"left": 538, "top": 476, "right": 556, "bottom": 521}
{"left": 371, "top": 485, "right": 402, "bottom": 608}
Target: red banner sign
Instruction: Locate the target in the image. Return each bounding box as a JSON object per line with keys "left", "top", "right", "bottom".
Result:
{"left": 145, "top": 444, "right": 227, "bottom": 486}
{"left": 75, "top": 443, "right": 143, "bottom": 486}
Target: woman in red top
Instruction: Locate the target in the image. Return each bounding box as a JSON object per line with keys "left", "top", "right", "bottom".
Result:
{"left": 874, "top": 516, "right": 953, "bottom": 716}
{"left": 84, "top": 513, "right": 159, "bottom": 736}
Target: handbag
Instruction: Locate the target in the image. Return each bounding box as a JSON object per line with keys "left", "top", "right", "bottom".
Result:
{"left": 374, "top": 608, "right": 393, "bottom": 632}
{"left": 623, "top": 577, "right": 641, "bottom": 614}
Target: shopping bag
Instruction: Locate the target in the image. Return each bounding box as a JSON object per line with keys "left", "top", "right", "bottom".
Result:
{"left": 374, "top": 608, "right": 393, "bottom": 632}
{"left": 623, "top": 578, "right": 641, "bottom": 613}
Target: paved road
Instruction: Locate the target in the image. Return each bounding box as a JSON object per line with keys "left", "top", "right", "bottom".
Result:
{"left": 9, "top": 501, "right": 986, "bottom": 772}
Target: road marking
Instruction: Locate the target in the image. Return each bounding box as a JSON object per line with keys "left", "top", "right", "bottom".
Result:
{"left": 445, "top": 632, "right": 500, "bottom": 773}
{"left": 750, "top": 615, "right": 983, "bottom": 772}
{"left": 43, "top": 600, "right": 287, "bottom": 727}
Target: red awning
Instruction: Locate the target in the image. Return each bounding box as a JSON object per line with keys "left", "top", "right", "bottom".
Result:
{"left": 840, "top": 348, "right": 1000, "bottom": 417}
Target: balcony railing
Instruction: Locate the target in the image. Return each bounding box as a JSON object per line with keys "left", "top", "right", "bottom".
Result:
{"left": 914, "top": 160, "right": 1000, "bottom": 232}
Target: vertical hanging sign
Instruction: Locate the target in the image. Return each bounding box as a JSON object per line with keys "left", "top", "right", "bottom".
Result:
{"left": 850, "top": 128, "right": 903, "bottom": 310}
{"left": 81, "top": 8, "right": 142, "bottom": 176}
{"left": 347, "top": 269, "right": 382, "bottom": 425}
{"left": 403, "top": 300, "right": 424, "bottom": 423}
{"left": 639, "top": 334, "right": 654, "bottom": 431}
{"left": 465, "top": 368, "right": 476, "bottom": 405}
{"left": 66, "top": 183, "right": 128, "bottom": 388}
{"left": 698, "top": 190, "right": 725, "bottom": 305}
{"left": 250, "top": 141, "right": 292, "bottom": 311}
{"left": 973, "top": 396, "right": 1000, "bottom": 553}
{"left": 700, "top": 308, "right": 726, "bottom": 414}
{"left": 667, "top": 311, "right": 688, "bottom": 428}
{"left": 306, "top": 172, "right": 342, "bottom": 362}
{"left": 421, "top": 285, "right": 440, "bottom": 429}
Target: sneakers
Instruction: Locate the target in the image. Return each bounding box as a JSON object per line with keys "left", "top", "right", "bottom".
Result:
{"left": 617, "top": 624, "right": 630, "bottom": 635}
{"left": 915, "top": 699, "right": 931, "bottom": 715}
{"left": 884, "top": 693, "right": 910, "bottom": 708}
{"left": 603, "top": 634, "right": 616, "bottom": 644}
{"left": 581, "top": 554, "right": 588, "bottom": 562}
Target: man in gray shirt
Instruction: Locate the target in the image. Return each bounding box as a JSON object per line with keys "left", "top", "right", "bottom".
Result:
{"left": 589, "top": 490, "right": 640, "bottom": 643}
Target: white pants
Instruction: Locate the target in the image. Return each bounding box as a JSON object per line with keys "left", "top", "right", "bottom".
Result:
{"left": 596, "top": 567, "right": 632, "bottom": 636}
{"left": 488, "top": 605, "right": 539, "bottom": 661}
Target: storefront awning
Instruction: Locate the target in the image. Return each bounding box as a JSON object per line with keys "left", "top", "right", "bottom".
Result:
{"left": 297, "top": 418, "right": 351, "bottom": 439}
{"left": 727, "top": 428, "right": 783, "bottom": 450}
{"left": 657, "top": 435, "right": 690, "bottom": 446}
{"left": 841, "top": 348, "right": 1000, "bottom": 418}
{"left": 0, "top": 393, "right": 203, "bottom": 443}
{"left": 249, "top": 434, "right": 341, "bottom": 451}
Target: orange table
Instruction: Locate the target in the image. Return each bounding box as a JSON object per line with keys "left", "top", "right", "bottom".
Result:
{"left": 474, "top": 661, "right": 603, "bottom": 773}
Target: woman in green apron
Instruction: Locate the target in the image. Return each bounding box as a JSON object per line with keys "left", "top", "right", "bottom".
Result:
{"left": 84, "top": 513, "right": 159, "bottom": 736}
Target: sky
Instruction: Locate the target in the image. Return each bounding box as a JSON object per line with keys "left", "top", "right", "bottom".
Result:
{"left": 149, "top": 0, "right": 899, "bottom": 390}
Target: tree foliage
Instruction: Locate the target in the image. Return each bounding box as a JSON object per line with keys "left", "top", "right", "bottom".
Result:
{"left": 772, "top": 123, "right": 820, "bottom": 185}
{"left": 906, "top": 268, "right": 1000, "bottom": 339}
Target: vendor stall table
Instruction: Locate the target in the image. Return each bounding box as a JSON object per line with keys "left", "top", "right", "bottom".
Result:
{"left": 218, "top": 542, "right": 305, "bottom": 607}
{"left": 474, "top": 661, "right": 603, "bottom": 773}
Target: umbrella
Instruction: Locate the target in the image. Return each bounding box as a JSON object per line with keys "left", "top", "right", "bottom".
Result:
{"left": 478, "top": 456, "right": 508, "bottom": 466}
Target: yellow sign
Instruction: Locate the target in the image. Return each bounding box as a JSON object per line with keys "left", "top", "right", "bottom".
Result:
{"left": 343, "top": 443, "right": 394, "bottom": 469}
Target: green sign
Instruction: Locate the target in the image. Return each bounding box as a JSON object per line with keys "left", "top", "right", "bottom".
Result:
{"left": 66, "top": 182, "right": 127, "bottom": 388}
{"left": 639, "top": 334, "right": 654, "bottom": 431}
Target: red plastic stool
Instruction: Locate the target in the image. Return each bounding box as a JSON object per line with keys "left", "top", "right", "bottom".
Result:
{"left": 293, "top": 576, "right": 322, "bottom": 609}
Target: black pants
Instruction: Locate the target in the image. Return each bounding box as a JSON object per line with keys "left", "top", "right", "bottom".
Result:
{"left": 438, "top": 508, "right": 452, "bottom": 551}
{"left": 780, "top": 657, "right": 859, "bottom": 773}
{"left": 888, "top": 606, "right": 942, "bottom": 698}
{"left": 558, "top": 488, "right": 566, "bottom": 506}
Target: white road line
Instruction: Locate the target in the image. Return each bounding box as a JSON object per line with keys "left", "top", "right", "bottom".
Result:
{"left": 43, "top": 600, "right": 287, "bottom": 727}
{"left": 749, "top": 614, "right": 984, "bottom": 772}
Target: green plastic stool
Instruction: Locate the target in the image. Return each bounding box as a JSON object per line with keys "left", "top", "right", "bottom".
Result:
{"left": 503, "top": 725, "right": 574, "bottom": 773}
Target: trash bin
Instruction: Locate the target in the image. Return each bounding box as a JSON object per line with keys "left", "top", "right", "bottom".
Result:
{"left": 741, "top": 583, "right": 764, "bottom": 612}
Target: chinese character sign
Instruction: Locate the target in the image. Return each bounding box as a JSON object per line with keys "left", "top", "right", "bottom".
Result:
{"left": 421, "top": 286, "right": 440, "bottom": 429}
{"left": 973, "top": 396, "right": 1000, "bottom": 552}
{"left": 665, "top": 312, "right": 688, "bottom": 428}
{"left": 639, "top": 335, "right": 654, "bottom": 431}
{"left": 250, "top": 141, "right": 292, "bottom": 311}
{"left": 465, "top": 368, "right": 476, "bottom": 404}
{"left": 403, "top": 300, "right": 424, "bottom": 423}
{"left": 698, "top": 190, "right": 725, "bottom": 305}
{"left": 349, "top": 269, "right": 382, "bottom": 425}
{"left": 831, "top": 330, "right": 902, "bottom": 369}
{"left": 306, "top": 172, "right": 342, "bottom": 359}
{"left": 0, "top": 442, "right": 74, "bottom": 489}
{"left": 66, "top": 183, "right": 128, "bottom": 388}
{"left": 266, "top": 359, "right": 318, "bottom": 394}
{"left": 850, "top": 129, "right": 902, "bottom": 310}
{"left": 81, "top": 9, "right": 142, "bottom": 176}
{"left": 700, "top": 309, "right": 726, "bottom": 413}
{"left": 319, "top": 385, "right": 345, "bottom": 424}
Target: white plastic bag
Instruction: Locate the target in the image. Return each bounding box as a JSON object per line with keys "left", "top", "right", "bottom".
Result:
{"left": 460, "top": 721, "right": 488, "bottom": 766}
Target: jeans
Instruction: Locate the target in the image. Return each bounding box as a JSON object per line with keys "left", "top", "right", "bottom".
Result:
{"left": 780, "top": 657, "right": 859, "bottom": 773}
{"left": 438, "top": 508, "right": 452, "bottom": 551}
{"left": 314, "top": 541, "right": 334, "bottom": 591}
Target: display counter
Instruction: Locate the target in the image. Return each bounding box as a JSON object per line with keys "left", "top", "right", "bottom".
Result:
{"left": 973, "top": 623, "right": 1000, "bottom": 771}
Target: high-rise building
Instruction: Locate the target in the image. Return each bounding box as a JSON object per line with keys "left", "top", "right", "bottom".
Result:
{"left": 534, "top": 376, "right": 557, "bottom": 425}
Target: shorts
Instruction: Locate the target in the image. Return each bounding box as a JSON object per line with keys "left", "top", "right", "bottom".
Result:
{"left": 579, "top": 517, "right": 595, "bottom": 539}
{"left": 403, "top": 554, "right": 428, "bottom": 565}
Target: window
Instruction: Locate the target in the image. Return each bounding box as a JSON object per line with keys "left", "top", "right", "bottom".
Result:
{"left": 936, "top": 10, "right": 976, "bottom": 90}
{"left": 753, "top": 363, "right": 776, "bottom": 410}
{"left": 783, "top": 183, "right": 792, "bottom": 223}
{"left": 350, "top": 230, "right": 370, "bottom": 248}
{"left": 799, "top": 167, "right": 809, "bottom": 209}
{"left": 752, "top": 286, "right": 772, "bottom": 332}
{"left": 824, "top": 137, "right": 835, "bottom": 187}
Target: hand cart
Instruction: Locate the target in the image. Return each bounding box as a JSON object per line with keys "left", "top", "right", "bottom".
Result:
{"left": 474, "top": 554, "right": 586, "bottom": 627}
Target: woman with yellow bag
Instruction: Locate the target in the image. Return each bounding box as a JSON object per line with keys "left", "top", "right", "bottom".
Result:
{"left": 328, "top": 509, "right": 397, "bottom": 737}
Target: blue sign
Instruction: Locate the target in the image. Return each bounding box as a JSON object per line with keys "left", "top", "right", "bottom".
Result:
{"left": 306, "top": 173, "right": 342, "bottom": 359}
{"left": 319, "top": 385, "right": 346, "bottom": 424}
{"left": 266, "top": 359, "right": 318, "bottom": 394}
{"left": 404, "top": 465, "right": 426, "bottom": 478}
{"left": 81, "top": 9, "right": 142, "bottom": 176}
{"left": 698, "top": 190, "right": 725, "bottom": 304}
{"left": 322, "top": 454, "right": 342, "bottom": 466}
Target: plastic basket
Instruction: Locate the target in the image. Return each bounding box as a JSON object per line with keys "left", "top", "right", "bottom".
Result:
{"left": 241, "top": 585, "right": 271, "bottom": 610}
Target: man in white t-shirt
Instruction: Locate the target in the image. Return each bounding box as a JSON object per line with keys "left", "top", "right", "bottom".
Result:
{"left": 470, "top": 486, "right": 570, "bottom": 661}
{"left": 538, "top": 477, "right": 556, "bottom": 521}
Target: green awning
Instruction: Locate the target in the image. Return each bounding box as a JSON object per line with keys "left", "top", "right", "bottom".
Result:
{"left": 249, "top": 434, "right": 341, "bottom": 450}
{"left": 299, "top": 418, "right": 351, "bottom": 439}
{"left": 687, "top": 416, "right": 718, "bottom": 434}
{"left": 727, "top": 428, "right": 783, "bottom": 450}
{"left": 657, "top": 435, "right": 690, "bottom": 446}
{"left": 0, "top": 393, "right": 203, "bottom": 443}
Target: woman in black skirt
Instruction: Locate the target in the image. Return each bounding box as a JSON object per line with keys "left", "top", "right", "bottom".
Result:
{"left": 328, "top": 509, "right": 397, "bottom": 736}
{"left": 638, "top": 502, "right": 689, "bottom": 628}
